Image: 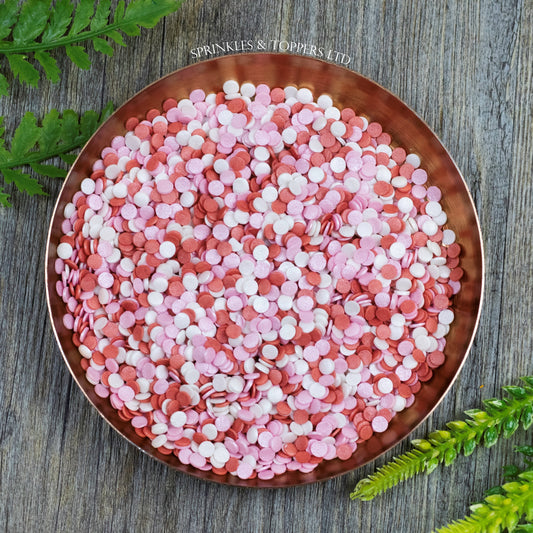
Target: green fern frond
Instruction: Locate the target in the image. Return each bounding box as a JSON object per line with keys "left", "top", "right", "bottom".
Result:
{"left": 434, "top": 471, "right": 533, "bottom": 533}
{"left": 0, "top": 102, "right": 113, "bottom": 206}
{"left": 432, "top": 446, "right": 533, "bottom": 532}
{"left": 351, "top": 450, "right": 428, "bottom": 501}
{"left": 351, "top": 377, "right": 533, "bottom": 501}
{"left": 0, "top": 0, "right": 182, "bottom": 95}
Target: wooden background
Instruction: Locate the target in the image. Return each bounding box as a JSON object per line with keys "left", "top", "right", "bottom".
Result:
{"left": 1, "top": 1, "right": 532, "bottom": 531}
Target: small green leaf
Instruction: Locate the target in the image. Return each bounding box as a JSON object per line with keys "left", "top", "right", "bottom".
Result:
{"left": 80, "top": 110, "right": 99, "bottom": 137}
{"left": 521, "top": 405, "right": 533, "bottom": 430}
{"left": 105, "top": 30, "right": 125, "bottom": 46}
{"left": 502, "top": 481, "right": 525, "bottom": 494}
{"left": 429, "top": 430, "right": 451, "bottom": 442}
{"left": 7, "top": 54, "right": 40, "bottom": 87}
{"left": 484, "top": 426, "right": 499, "bottom": 448}
{"left": 463, "top": 438, "right": 477, "bottom": 456}
{"left": 502, "top": 416, "right": 519, "bottom": 438}
{"left": 520, "top": 377, "right": 533, "bottom": 388}
{"left": 485, "top": 486, "right": 505, "bottom": 497}
{"left": 503, "top": 465, "right": 522, "bottom": 480}
{"left": 466, "top": 408, "right": 491, "bottom": 421}
{"left": 11, "top": 112, "right": 40, "bottom": 157}
{"left": 516, "top": 446, "right": 533, "bottom": 457}
{"left": 483, "top": 399, "right": 506, "bottom": 412}
{"left": 100, "top": 101, "right": 115, "bottom": 121}
{"left": 350, "top": 478, "right": 376, "bottom": 501}
{"left": 0, "top": 73, "right": 8, "bottom": 97}
{"left": 40, "top": 109, "right": 62, "bottom": 152}
{"left": 504, "top": 386, "right": 528, "bottom": 400}
{"left": 504, "top": 514, "right": 519, "bottom": 531}
{"left": 444, "top": 447, "right": 457, "bottom": 466}
{"left": 90, "top": 0, "right": 111, "bottom": 31}
{"left": 411, "top": 439, "right": 432, "bottom": 451}
{"left": 519, "top": 471, "right": 533, "bottom": 482}
{"left": 447, "top": 420, "right": 468, "bottom": 431}
{"left": 0, "top": 146, "right": 9, "bottom": 164}
{"left": 425, "top": 457, "right": 440, "bottom": 474}
{"left": 0, "top": 187, "right": 11, "bottom": 207}
{"left": 61, "top": 109, "right": 80, "bottom": 139}
{"left": 69, "top": 0, "right": 94, "bottom": 35}
{"left": 35, "top": 51, "right": 61, "bottom": 83}
{"left": 0, "top": 0, "right": 19, "bottom": 41}
{"left": 92, "top": 37, "right": 114, "bottom": 56}
{"left": 484, "top": 494, "right": 506, "bottom": 506}
{"left": 125, "top": 0, "right": 182, "bottom": 27}
{"left": 65, "top": 45, "right": 91, "bottom": 70}
{"left": 2, "top": 168, "right": 46, "bottom": 196}
{"left": 12, "top": 0, "right": 51, "bottom": 45}
{"left": 119, "top": 23, "right": 141, "bottom": 37}
{"left": 113, "top": 0, "right": 126, "bottom": 23}
{"left": 41, "top": 0, "right": 73, "bottom": 41}
{"left": 59, "top": 153, "right": 77, "bottom": 165}
{"left": 29, "top": 162, "right": 67, "bottom": 178}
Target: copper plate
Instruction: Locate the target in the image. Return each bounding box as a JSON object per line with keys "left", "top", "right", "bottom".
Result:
{"left": 45, "top": 53, "right": 484, "bottom": 487}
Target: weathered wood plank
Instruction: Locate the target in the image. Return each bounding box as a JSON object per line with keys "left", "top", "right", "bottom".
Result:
{"left": 1, "top": 1, "right": 532, "bottom": 532}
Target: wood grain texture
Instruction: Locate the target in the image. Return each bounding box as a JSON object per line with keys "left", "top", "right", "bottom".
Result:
{"left": 0, "top": 1, "right": 532, "bottom": 532}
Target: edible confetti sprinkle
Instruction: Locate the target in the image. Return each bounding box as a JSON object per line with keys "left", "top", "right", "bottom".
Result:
{"left": 55, "top": 80, "right": 463, "bottom": 480}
